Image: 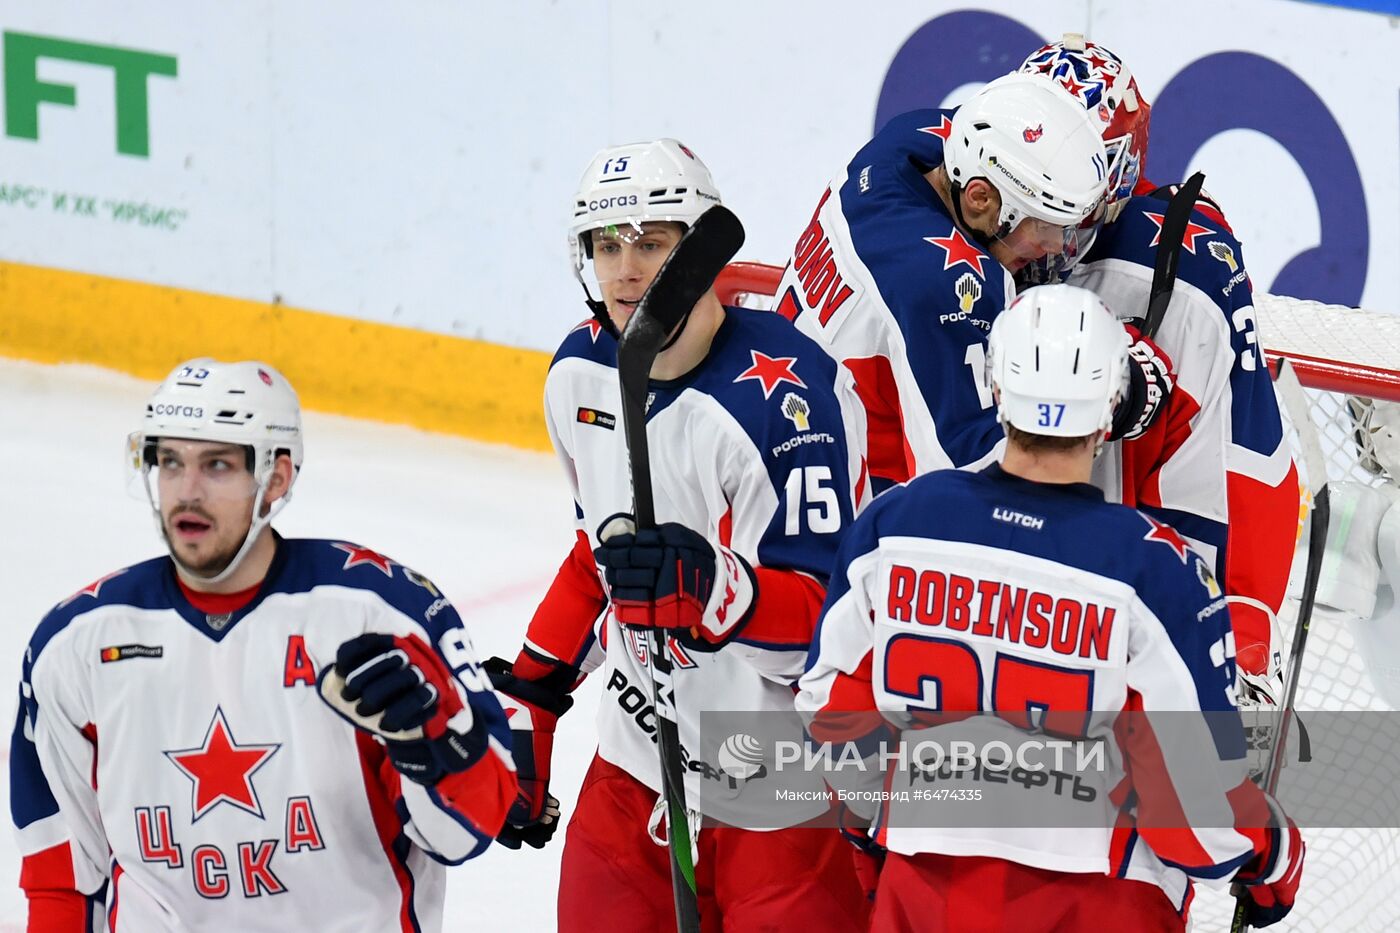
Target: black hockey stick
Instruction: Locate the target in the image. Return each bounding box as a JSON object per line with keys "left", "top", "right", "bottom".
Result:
{"left": 1141, "top": 171, "right": 1206, "bottom": 338}
{"left": 615, "top": 204, "right": 745, "bottom": 933}
{"left": 1230, "top": 358, "right": 1328, "bottom": 932}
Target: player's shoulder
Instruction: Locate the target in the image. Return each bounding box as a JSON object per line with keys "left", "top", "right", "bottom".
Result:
{"left": 1098, "top": 195, "right": 1248, "bottom": 303}
{"left": 860, "top": 468, "right": 989, "bottom": 533}
{"left": 852, "top": 108, "right": 955, "bottom": 173}
{"left": 702, "top": 308, "right": 847, "bottom": 411}
{"left": 29, "top": 554, "right": 174, "bottom": 662}
{"left": 549, "top": 318, "right": 618, "bottom": 372}
{"left": 273, "top": 538, "right": 454, "bottom": 624}
{"left": 857, "top": 197, "right": 1000, "bottom": 326}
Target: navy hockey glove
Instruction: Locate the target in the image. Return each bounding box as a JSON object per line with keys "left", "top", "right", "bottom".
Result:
{"left": 1109, "top": 323, "right": 1175, "bottom": 442}
{"left": 483, "top": 656, "right": 573, "bottom": 849}
{"left": 593, "top": 513, "right": 757, "bottom": 651}
{"left": 1233, "top": 798, "right": 1305, "bottom": 927}
{"left": 318, "top": 632, "right": 487, "bottom": 786}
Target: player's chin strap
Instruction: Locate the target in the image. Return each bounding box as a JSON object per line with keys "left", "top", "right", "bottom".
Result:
{"left": 949, "top": 180, "right": 1013, "bottom": 251}
{"left": 647, "top": 794, "right": 703, "bottom": 867}
{"left": 577, "top": 280, "right": 621, "bottom": 340}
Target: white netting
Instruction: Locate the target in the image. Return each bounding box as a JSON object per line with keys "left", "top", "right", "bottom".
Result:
{"left": 1189, "top": 293, "right": 1400, "bottom": 932}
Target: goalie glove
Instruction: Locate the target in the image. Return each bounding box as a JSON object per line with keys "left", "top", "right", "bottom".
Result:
{"left": 1109, "top": 323, "right": 1175, "bottom": 442}
{"left": 594, "top": 513, "right": 757, "bottom": 651}
{"left": 318, "top": 633, "right": 486, "bottom": 786}
{"left": 482, "top": 656, "right": 574, "bottom": 850}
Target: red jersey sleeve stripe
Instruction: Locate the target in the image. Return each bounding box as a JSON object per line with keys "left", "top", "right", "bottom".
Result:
{"left": 524, "top": 531, "right": 605, "bottom": 669}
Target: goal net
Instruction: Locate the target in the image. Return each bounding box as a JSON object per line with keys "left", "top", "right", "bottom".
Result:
{"left": 715, "top": 265, "right": 1400, "bottom": 932}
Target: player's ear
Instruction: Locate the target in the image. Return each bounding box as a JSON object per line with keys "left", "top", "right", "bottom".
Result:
{"left": 265, "top": 453, "right": 295, "bottom": 505}
{"left": 963, "top": 179, "right": 999, "bottom": 221}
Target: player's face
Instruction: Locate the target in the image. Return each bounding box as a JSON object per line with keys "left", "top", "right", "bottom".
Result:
{"left": 590, "top": 222, "right": 685, "bottom": 332}
{"left": 992, "top": 216, "right": 1073, "bottom": 275}
{"left": 153, "top": 440, "right": 259, "bottom": 576}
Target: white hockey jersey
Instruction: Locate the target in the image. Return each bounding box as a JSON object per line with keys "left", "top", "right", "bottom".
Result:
{"left": 527, "top": 308, "right": 867, "bottom": 822}
{"left": 10, "top": 537, "right": 516, "bottom": 933}
{"left": 798, "top": 465, "right": 1284, "bottom": 912}
{"left": 1071, "top": 195, "right": 1300, "bottom": 674}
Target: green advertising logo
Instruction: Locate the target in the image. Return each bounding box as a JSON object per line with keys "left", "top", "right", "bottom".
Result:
{"left": 4, "top": 31, "right": 177, "bottom": 158}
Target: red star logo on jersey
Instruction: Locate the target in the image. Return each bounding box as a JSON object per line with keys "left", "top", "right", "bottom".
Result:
{"left": 164, "top": 708, "right": 280, "bottom": 821}
{"left": 733, "top": 351, "right": 807, "bottom": 400}
{"left": 59, "top": 570, "right": 127, "bottom": 608}
{"left": 1141, "top": 515, "right": 1191, "bottom": 564}
{"left": 571, "top": 318, "right": 603, "bottom": 342}
{"left": 924, "top": 229, "right": 988, "bottom": 277}
{"left": 917, "top": 116, "right": 954, "bottom": 141}
{"left": 331, "top": 542, "right": 395, "bottom": 577}
{"left": 1143, "top": 212, "right": 1215, "bottom": 254}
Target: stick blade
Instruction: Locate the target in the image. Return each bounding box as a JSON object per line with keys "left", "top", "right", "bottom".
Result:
{"left": 618, "top": 205, "right": 746, "bottom": 356}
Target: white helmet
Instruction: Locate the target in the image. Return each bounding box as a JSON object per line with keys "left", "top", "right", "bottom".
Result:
{"left": 569, "top": 138, "right": 722, "bottom": 330}
{"left": 128, "top": 359, "right": 303, "bottom": 583}
{"left": 944, "top": 73, "right": 1108, "bottom": 234}
{"left": 987, "top": 284, "right": 1129, "bottom": 438}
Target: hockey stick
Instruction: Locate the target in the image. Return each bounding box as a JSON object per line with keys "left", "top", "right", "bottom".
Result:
{"left": 1230, "top": 357, "right": 1328, "bottom": 932}
{"left": 615, "top": 205, "right": 745, "bottom": 933}
{"left": 1141, "top": 171, "right": 1206, "bottom": 339}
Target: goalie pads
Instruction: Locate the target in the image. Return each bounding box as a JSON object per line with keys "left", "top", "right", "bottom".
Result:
{"left": 1312, "top": 481, "right": 1396, "bottom": 621}
{"left": 1347, "top": 492, "right": 1400, "bottom": 709}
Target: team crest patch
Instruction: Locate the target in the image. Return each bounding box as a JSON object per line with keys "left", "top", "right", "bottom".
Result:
{"left": 781, "top": 393, "right": 811, "bottom": 431}
{"left": 100, "top": 644, "right": 163, "bottom": 663}
{"left": 403, "top": 567, "right": 441, "bottom": 598}
{"left": 955, "top": 272, "right": 982, "bottom": 314}
{"left": 577, "top": 407, "right": 616, "bottom": 430}
{"left": 1196, "top": 558, "right": 1223, "bottom": 599}
{"left": 1022, "top": 123, "right": 1044, "bottom": 143}
{"left": 1207, "top": 241, "right": 1238, "bottom": 273}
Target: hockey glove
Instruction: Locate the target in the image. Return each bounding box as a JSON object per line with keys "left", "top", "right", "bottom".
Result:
{"left": 594, "top": 513, "right": 757, "bottom": 651}
{"left": 1109, "top": 323, "right": 1175, "bottom": 442}
{"left": 1233, "top": 798, "right": 1305, "bottom": 928}
{"left": 318, "top": 632, "right": 486, "bottom": 786}
{"left": 483, "top": 656, "right": 574, "bottom": 849}
{"left": 837, "top": 803, "right": 886, "bottom": 905}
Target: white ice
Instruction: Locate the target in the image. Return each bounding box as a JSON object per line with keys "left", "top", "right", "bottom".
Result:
{"left": 0, "top": 358, "right": 601, "bottom": 932}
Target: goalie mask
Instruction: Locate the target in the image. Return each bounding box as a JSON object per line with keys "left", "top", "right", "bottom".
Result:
{"left": 569, "top": 138, "right": 723, "bottom": 338}
{"left": 1016, "top": 34, "right": 1152, "bottom": 284}
{"left": 987, "top": 283, "right": 1130, "bottom": 438}
{"left": 943, "top": 72, "right": 1108, "bottom": 256}
{"left": 127, "top": 359, "right": 303, "bottom": 584}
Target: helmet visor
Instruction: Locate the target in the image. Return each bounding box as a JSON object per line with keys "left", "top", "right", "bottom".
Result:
{"left": 575, "top": 221, "right": 688, "bottom": 320}
{"left": 126, "top": 433, "right": 260, "bottom": 507}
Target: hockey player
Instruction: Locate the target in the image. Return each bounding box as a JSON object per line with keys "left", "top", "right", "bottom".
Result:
{"left": 10, "top": 360, "right": 516, "bottom": 932}
{"left": 484, "top": 139, "right": 870, "bottom": 930}
{"left": 771, "top": 70, "right": 1175, "bottom": 491}
{"left": 798, "top": 284, "right": 1305, "bottom": 931}
{"left": 1017, "top": 35, "right": 1301, "bottom": 736}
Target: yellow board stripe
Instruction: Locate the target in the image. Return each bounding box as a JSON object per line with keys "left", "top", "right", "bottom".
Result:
{"left": 0, "top": 260, "right": 552, "bottom": 451}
